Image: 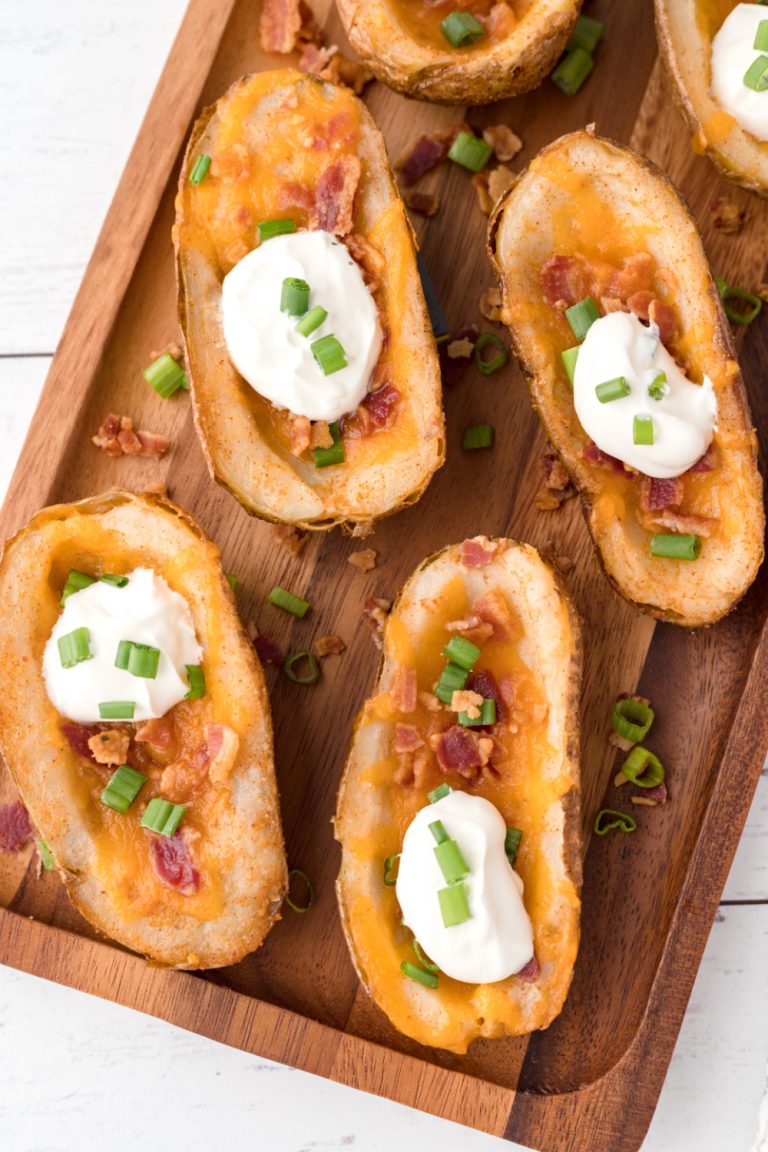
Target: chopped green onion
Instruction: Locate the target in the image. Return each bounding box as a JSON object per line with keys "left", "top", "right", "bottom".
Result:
{"left": 462, "top": 424, "right": 494, "bottom": 451}
{"left": 551, "top": 46, "right": 594, "bottom": 96}
{"left": 565, "top": 297, "right": 600, "bottom": 340}
{"left": 428, "top": 783, "right": 452, "bottom": 804}
{"left": 60, "top": 569, "right": 95, "bottom": 605}
{"left": 268, "top": 586, "right": 310, "bottom": 618}
{"left": 188, "top": 154, "right": 211, "bottom": 184}
{"left": 440, "top": 10, "right": 485, "bottom": 47}
{"left": 621, "top": 745, "right": 665, "bottom": 789}
{"left": 185, "top": 664, "right": 206, "bottom": 700}
{"left": 648, "top": 372, "right": 667, "bottom": 401}
{"left": 434, "top": 839, "right": 470, "bottom": 885}
{"left": 285, "top": 868, "right": 314, "bottom": 913}
{"left": 442, "top": 635, "right": 481, "bottom": 670}
{"left": 141, "top": 797, "right": 186, "bottom": 837}
{"left": 650, "top": 533, "right": 701, "bottom": 561}
{"left": 143, "top": 352, "right": 188, "bottom": 399}
{"left": 459, "top": 698, "right": 496, "bottom": 728}
{"left": 383, "top": 853, "right": 400, "bottom": 886}
{"left": 755, "top": 21, "right": 768, "bottom": 50}
{"left": 314, "top": 422, "right": 345, "bottom": 468}
{"left": 98, "top": 701, "right": 135, "bottom": 720}
{"left": 596, "top": 376, "right": 630, "bottom": 404}
{"left": 447, "top": 130, "right": 494, "bottom": 173}
{"left": 435, "top": 661, "right": 469, "bottom": 704}
{"left": 114, "top": 639, "right": 132, "bottom": 670}
{"left": 296, "top": 306, "right": 327, "bottom": 337}
{"left": 633, "top": 414, "right": 654, "bottom": 446}
{"left": 561, "top": 345, "right": 579, "bottom": 385}
{"left": 401, "top": 960, "right": 439, "bottom": 989}
{"left": 37, "top": 838, "right": 55, "bottom": 871}
{"left": 223, "top": 572, "right": 237, "bottom": 592}
{"left": 100, "top": 765, "right": 147, "bottom": 814}
{"left": 100, "top": 573, "right": 129, "bottom": 588}
{"left": 505, "top": 828, "right": 522, "bottom": 866}
{"left": 284, "top": 651, "right": 320, "bottom": 684}
{"left": 280, "top": 277, "right": 310, "bottom": 317}
{"left": 566, "top": 14, "right": 604, "bottom": 53}
{"left": 594, "top": 808, "right": 637, "bottom": 836}
{"left": 429, "top": 820, "right": 449, "bottom": 845}
{"left": 57, "top": 627, "right": 92, "bottom": 669}
{"left": 612, "top": 697, "right": 655, "bottom": 744}
{"left": 715, "top": 276, "right": 763, "bottom": 326}
{"left": 438, "top": 881, "right": 471, "bottom": 927}
{"left": 744, "top": 54, "right": 768, "bottom": 91}
{"left": 257, "top": 218, "right": 297, "bottom": 242}
{"left": 311, "top": 334, "right": 348, "bottom": 376}
{"left": 412, "top": 940, "right": 440, "bottom": 973}
{"left": 114, "top": 640, "right": 160, "bottom": 679}
{"left": 416, "top": 252, "right": 449, "bottom": 341}
{"left": 474, "top": 332, "right": 508, "bottom": 376}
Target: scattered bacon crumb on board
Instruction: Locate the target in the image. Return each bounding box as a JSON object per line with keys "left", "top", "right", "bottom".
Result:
{"left": 348, "top": 549, "right": 377, "bottom": 572}
{"left": 93, "top": 413, "right": 168, "bottom": 459}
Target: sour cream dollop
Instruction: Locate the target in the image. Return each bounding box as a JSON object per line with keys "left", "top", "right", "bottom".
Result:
{"left": 43, "top": 568, "right": 203, "bottom": 723}
{"left": 711, "top": 3, "right": 768, "bottom": 141}
{"left": 221, "top": 230, "right": 383, "bottom": 423}
{"left": 396, "top": 790, "right": 534, "bottom": 985}
{"left": 573, "top": 311, "right": 717, "bottom": 479}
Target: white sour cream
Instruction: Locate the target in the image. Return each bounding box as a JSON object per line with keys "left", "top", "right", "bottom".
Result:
{"left": 711, "top": 3, "right": 768, "bottom": 141}
{"left": 43, "top": 568, "right": 203, "bottom": 723}
{"left": 221, "top": 230, "right": 383, "bottom": 423}
{"left": 573, "top": 311, "right": 717, "bottom": 479}
{"left": 396, "top": 790, "right": 534, "bottom": 985}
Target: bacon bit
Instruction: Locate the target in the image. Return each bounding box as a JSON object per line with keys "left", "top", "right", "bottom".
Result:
{"left": 135, "top": 716, "right": 176, "bottom": 761}
{"left": 710, "top": 197, "right": 746, "bottom": 235}
{"left": 642, "top": 781, "right": 669, "bottom": 805}
{"left": 61, "top": 722, "right": 102, "bottom": 761}
{"left": 471, "top": 171, "right": 494, "bottom": 215}
{"left": 259, "top": 0, "right": 303, "bottom": 52}
{"left": 460, "top": 536, "right": 497, "bottom": 569}
{"left": 206, "top": 723, "right": 240, "bottom": 785}
{"left": 309, "top": 155, "right": 361, "bottom": 235}
{"left": 687, "top": 444, "right": 717, "bottom": 473}
{"left": 535, "top": 453, "right": 575, "bottom": 511}
{"left": 432, "top": 726, "right": 492, "bottom": 779}
{"left": 582, "top": 441, "right": 628, "bottom": 474}
{"left": 272, "top": 524, "right": 308, "bottom": 556}
{"left": 419, "top": 690, "right": 443, "bottom": 713}
{"left": 396, "top": 124, "right": 467, "bottom": 185}
{"left": 394, "top": 724, "right": 424, "bottom": 754}
{"left": 315, "top": 633, "right": 346, "bottom": 657}
{"left": 287, "top": 414, "right": 312, "bottom": 457}
{"left": 363, "top": 596, "right": 391, "bottom": 648}
{"left": 394, "top": 752, "right": 415, "bottom": 786}
{"left": 639, "top": 475, "right": 683, "bottom": 513}
{"left": 474, "top": 587, "right": 515, "bottom": 641}
{"left": 310, "top": 421, "right": 334, "bottom": 450}
{"left": 93, "top": 413, "right": 168, "bottom": 460}
{"left": 298, "top": 41, "right": 336, "bottom": 73}
{"left": 626, "top": 290, "right": 654, "bottom": 322}
{"left": 277, "top": 181, "right": 314, "bottom": 214}
{"left": 403, "top": 189, "right": 441, "bottom": 217}
{"left": 445, "top": 615, "right": 494, "bottom": 644}
{"left": 360, "top": 383, "right": 400, "bottom": 429}
{"left": 0, "top": 801, "right": 32, "bottom": 853}
{"left": 161, "top": 744, "right": 209, "bottom": 802}
{"left": 149, "top": 833, "right": 200, "bottom": 895}
{"left": 648, "top": 298, "right": 678, "bottom": 347}
{"left": 516, "top": 955, "right": 540, "bottom": 982}
{"left": 467, "top": 669, "right": 505, "bottom": 721}
{"left": 541, "top": 255, "right": 589, "bottom": 311}
{"left": 391, "top": 667, "right": 418, "bottom": 713}
{"left": 482, "top": 125, "right": 522, "bottom": 163}
{"left": 480, "top": 0, "right": 516, "bottom": 36}
{"left": 252, "top": 630, "right": 285, "bottom": 666}
{"left": 348, "top": 548, "right": 377, "bottom": 573}
{"left": 87, "top": 728, "right": 131, "bottom": 766}
{"left": 479, "top": 287, "right": 502, "bottom": 323}
{"left": 299, "top": 44, "right": 374, "bottom": 93}
{"left": 488, "top": 164, "right": 515, "bottom": 203}
{"left": 350, "top": 520, "right": 374, "bottom": 539}
{"left": 450, "top": 689, "right": 484, "bottom": 718}
{"left": 498, "top": 675, "right": 517, "bottom": 712}
{"left": 653, "top": 510, "right": 718, "bottom": 536}
{"left": 615, "top": 252, "right": 655, "bottom": 300}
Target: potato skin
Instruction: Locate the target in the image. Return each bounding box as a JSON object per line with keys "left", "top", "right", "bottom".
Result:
{"left": 488, "top": 129, "right": 764, "bottom": 628}
{"left": 0, "top": 489, "right": 287, "bottom": 969}
{"left": 335, "top": 537, "right": 582, "bottom": 1053}
{"left": 335, "top": 0, "right": 582, "bottom": 104}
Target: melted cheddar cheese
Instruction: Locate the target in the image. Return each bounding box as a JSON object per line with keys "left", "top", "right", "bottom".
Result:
{"left": 388, "top": 0, "right": 521, "bottom": 47}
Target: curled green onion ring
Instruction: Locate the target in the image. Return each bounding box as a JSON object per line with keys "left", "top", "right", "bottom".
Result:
{"left": 621, "top": 745, "right": 665, "bottom": 789}
{"left": 412, "top": 939, "right": 440, "bottom": 973}
{"left": 284, "top": 650, "right": 321, "bottom": 684}
{"left": 474, "top": 333, "right": 508, "bottom": 376}
{"left": 612, "top": 697, "right": 655, "bottom": 744}
{"left": 594, "top": 808, "right": 637, "bottom": 836}
{"left": 715, "top": 276, "right": 763, "bottom": 326}
{"left": 285, "top": 869, "right": 314, "bottom": 913}
{"left": 383, "top": 853, "right": 401, "bottom": 886}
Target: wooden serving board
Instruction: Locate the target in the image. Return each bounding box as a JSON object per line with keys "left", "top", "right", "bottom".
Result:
{"left": 1, "top": 0, "right": 767, "bottom": 1146}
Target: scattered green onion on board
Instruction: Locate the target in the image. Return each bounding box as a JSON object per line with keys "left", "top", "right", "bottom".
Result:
{"left": 474, "top": 333, "right": 508, "bottom": 376}
{"left": 314, "top": 421, "right": 345, "bottom": 468}
{"left": 296, "top": 305, "right": 328, "bottom": 338}
{"left": 462, "top": 424, "right": 494, "bottom": 451}
{"left": 257, "top": 219, "right": 297, "bottom": 243}
{"left": 621, "top": 745, "right": 665, "bottom": 789}
{"left": 505, "top": 828, "right": 522, "bottom": 866}
{"left": 438, "top": 881, "right": 472, "bottom": 927}
{"left": 442, "top": 636, "right": 481, "bottom": 670}
{"left": 440, "top": 10, "right": 485, "bottom": 48}
{"left": 188, "top": 154, "right": 212, "bottom": 184}
{"left": 565, "top": 296, "right": 600, "bottom": 340}
{"left": 144, "top": 352, "right": 188, "bottom": 398}
{"left": 57, "top": 627, "right": 92, "bottom": 669}
{"left": 268, "top": 586, "right": 310, "bottom": 618}
{"left": 100, "top": 765, "right": 147, "bottom": 814}
{"left": 141, "top": 797, "right": 186, "bottom": 837}
{"left": 633, "top": 414, "right": 654, "bottom": 446}
{"left": 280, "top": 277, "right": 310, "bottom": 317}
{"left": 412, "top": 939, "right": 440, "bottom": 973}
{"left": 285, "top": 868, "right": 314, "bottom": 913}
{"left": 185, "top": 664, "right": 206, "bottom": 700}
{"left": 311, "top": 334, "right": 348, "bottom": 376}
{"left": 60, "top": 569, "right": 95, "bottom": 605}
{"left": 744, "top": 53, "right": 768, "bottom": 91}
{"left": 715, "top": 276, "right": 763, "bottom": 326}
{"left": 459, "top": 698, "right": 496, "bottom": 728}
{"left": 447, "top": 130, "right": 494, "bottom": 173}
{"left": 650, "top": 533, "right": 701, "bottom": 561}
{"left": 612, "top": 697, "right": 655, "bottom": 744}
{"left": 428, "top": 783, "right": 452, "bottom": 804}
{"left": 37, "top": 838, "right": 55, "bottom": 871}
{"left": 435, "top": 661, "right": 470, "bottom": 704}
{"left": 594, "top": 808, "right": 637, "bottom": 836}
{"left": 596, "top": 376, "right": 631, "bottom": 404}
{"left": 383, "top": 853, "right": 401, "bottom": 886}
{"left": 566, "top": 14, "right": 604, "bottom": 53}
{"left": 648, "top": 371, "right": 667, "bottom": 401}
{"left": 98, "top": 701, "right": 136, "bottom": 721}
{"left": 551, "top": 46, "right": 594, "bottom": 96}
{"left": 561, "top": 345, "right": 579, "bottom": 385}
{"left": 401, "top": 959, "right": 439, "bottom": 989}
{"left": 284, "top": 650, "right": 321, "bottom": 685}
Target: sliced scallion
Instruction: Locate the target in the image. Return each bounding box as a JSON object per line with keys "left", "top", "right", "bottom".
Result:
{"left": 744, "top": 54, "right": 768, "bottom": 91}
{"left": 612, "top": 697, "right": 654, "bottom": 743}
{"left": 188, "top": 154, "right": 211, "bottom": 184}
{"left": 257, "top": 218, "right": 297, "bottom": 243}
{"left": 650, "top": 533, "right": 701, "bottom": 561}
{"left": 114, "top": 640, "right": 160, "bottom": 679}
{"left": 185, "top": 664, "right": 206, "bottom": 700}
{"left": 37, "top": 838, "right": 55, "bottom": 871}
{"left": 412, "top": 940, "right": 440, "bottom": 973}
{"left": 284, "top": 650, "right": 320, "bottom": 684}
{"left": 428, "top": 783, "right": 452, "bottom": 804}
{"left": 296, "top": 306, "right": 327, "bottom": 337}
{"left": 57, "top": 627, "right": 92, "bottom": 669}
{"left": 561, "top": 345, "right": 579, "bottom": 385}
{"left": 633, "top": 414, "right": 654, "bottom": 445}
{"left": 594, "top": 808, "right": 637, "bottom": 836}
{"left": 459, "top": 698, "right": 496, "bottom": 728}
{"left": 462, "top": 424, "right": 494, "bottom": 451}
{"left": 715, "top": 276, "right": 763, "bottom": 326}
{"left": 648, "top": 371, "right": 667, "bottom": 401}
{"left": 505, "top": 828, "right": 522, "bottom": 866}
{"left": 621, "top": 745, "right": 665, "bottom": 789}
{"left": 383, "top": 853, "right": 400, "bottom": 886}
{"left": 60, "top": 569, "right": 95, "bottom": 605}
{"left": 100, "top": 573, "right": 129, "bottom": 588}
{"left": 144, "top": 352, "right": 188, "bottom": 399}
{"left": 311, "top": 334, "right": 347, "bottom": 376}
{"left": 440, "top": 10, "right": 485, "bottom": 48}
{"left": 442, "top": 635, "right": 481, "bottom": 670}
{"left": 98, "top": 701, "right": 135, "bottom": 721}
{"left": 566, "top": 14, "right": 604, "bottom": 53}
{"left": 447, "top": 130, "right": 493, "bottom": 173}
{"left": 435, "top": 661, "right": 469, "bottom": 704}
{"left": 268, "top": 586, "right": 310, "bottom": 618}
{"left": 314, "top": 421, "right": 344, "bottom": 468}
{"left": 285, "top": 868, "right": 314, "bottom": 913}
{"left": 551, "top": 46, "right": 594, "bottom": 96}
{"left": 755, "top": 20, "right": 768, "bottom": 50}
{"left": 100, "top": 765, "right": 147, "bottom": 814}
{"left": 401, "top": 960, "right": 439, "bottom": 989}
{"left": 596, "top": 376, "right": 631, "bottom": 404}
{"left": 438, "top": 881, "right": 471, "bottom": 927}
{"left": 280, "top": 277, "right": 310, "bottom": 317}
{"left": 141, "top": 797, "right": 186, "bottom": 837}
{"left": 429, "top": 820, "right": 449, "bottom": 845}
{"left": 434, "top": 839, "right": 470, "bottom": 885}
{"left": 474, "top": 332, "right": 508, "bottom": 376}
{"left": 565, "top": 297, "right": 600, "bottom": 340}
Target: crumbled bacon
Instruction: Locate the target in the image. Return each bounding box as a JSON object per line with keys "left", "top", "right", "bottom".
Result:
{"left": 516, "top": 955, "right": 540, "bottom": 982}
{"left": 432, "top": 726, "right": 493, "bottom": 779}
{"left": 161, "top": 744, "right": 210, "bottom": 802}
{"left": 498, "top": 675, "right": 517, "bottom": 710}
{"left": 541, "top": 255, "right": 589, "bottom": 310}
{"left": 309, "top": 155, "right": 361, "bottom": 235}
{"left": 305, "top": 109, "right": 355, "bottom": 152}
{"left": 253, "top": 631, "right": 284, "bottom": 666}
{"left": 315, "top": 633, "right": 346, "bottom": 657}
{"left": 648, "top": 299, "right": 677, "bottom": 346}
{"left": 710, "top": 197, "right": 746, "bottom": 235}
{"left": 259, "top": 0, "right": 303, "bottom": 53}
{"left": 298, "top": 41, "right": 336, "bottom": 74}
{"left": 61, "top": 722, "right": 102, "bottom": 761}
{"left": 460, "top": 537, "right": 497, "bottom": 568}
{"left": 277, "top": 181, "right": 315, "bottom": 214}
{"left": 396, "top": 124, "right": 468, "bottom": 185}
{"left": 639, "top": 476, "right": 683, "bottom": 513}
{"left": 403, "top": 189, "right": 440, "bottom": 217}
{"left": 363, "top": 597, "right": 391, "bottom": 648}
{"left": 360, "top": 383, "right": 400, "bottom": 430}
{"left": 298, "top": 43, "right": 374, "bottom": 92}
{"left": 288, "top": 414, "right": 312, "bottom": 457}
{"left": 93, "top": 413, "right": 168, "bottom": 460}
{"left": 272, "top": 524, "right": 308, "bottom": 555}
{"left": 467, "top": 669, "right": 505, "bottom": 722}
{"left": 394, "top": 724, "right": 424, "bottom": 754}
{"left": 535, "top": 452, "right": 575, "bottom": 511}
{"left": 582, "top": 442, "right": 628, "bottom": 473}
{"left": 488, "top": 165, "right": 515, "bottom": 203}
{"left": 641, "top": 781, "right": 668, "bottom": 805}
{"left": 206, "top": 723, "right": 239, "bottom": 785}
{"left": 87, "top": 728, "right": 131, "bottom": 766}
{"left": 474, "top": 588, "right": 516, "bottom": 641}
{"left": 390, "top": 667, "right": 418, "bottom": 713}
{"left": 149, "top": 833, "right": 200, "bottom": 895}
{"left": 310, "top": 421, "right": 334, "bottom": 450}
{"left": 348, "top": 548, "right": 377, "bottom": 573}
{"left": 653, "top": 510, "right": 717, "bottom": 537}
{"left": 482, "top": 124, "right": 522, "bottom": 163}
{"left": 471, "top": 173, "right": 494, "bottom": 215}
{"left": 479, "top": 287, "right": 502, "bottom": 323}
{"left": 626, "top": 290, "right": 654, "bottom": 322}
{"left": 135, "top": 716, "right": 176, "bottom": 759}
{"left": 0, "top": 800, "right": 32, "bottom": 853}
{"left": 445, "top": 615, "right": 494, "bottom": 644}
{"left": 614, "top": 252, "right": 655, "bottom": 300}
{"left": 480, "top": 1, "right": 516, "bottom": 36}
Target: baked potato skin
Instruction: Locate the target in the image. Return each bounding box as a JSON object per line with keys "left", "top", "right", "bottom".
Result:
{"left": 175, "top": 70, "right": 444, "bottom": 532}
{"left": 335, "top": 538, "right": 582, "bottom": 1053}
{"left": 488, "top": 130, "right": 764, "bottom": 628}
{"left": 335, "top": 0, "right": 582, "bottom": 104}
{"left": 655, "top": 0, "right": 768, "bottom": 196}
{"left": 0, "top": 490, "right": 287, "bottom": 969}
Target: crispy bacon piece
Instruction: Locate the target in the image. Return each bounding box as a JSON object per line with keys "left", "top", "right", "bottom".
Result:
{"left": 363, "top": 596, "right": 391, "bottom": 648}
{"left": 287, "top": 414, "right": 312, "bottom": 457}
{"left": 298, "top": 41, "right": 335, "bottom": 73}
{"left": 445, "top": 615, "right": 494, "bottom": 644}
{"left": 93, "top": 413, "right": 168, "bottom": 460}
{"left": 61, "top": 722, "right": 102, "bottom": 761}
{"left": 149, "top": 833, "right": 200, "bottom": 895}
{"left": 460, "top": 537, "right": 497, "bottom": 569}
{"left": 480, "top": 1, "right": 516, "bottom": 36}
{"left": 309, "top": 155, "right": 361, "bottom": 235}
{"left": 653, "top": 510, "right": 717, "bottom": 537}
{"left": 642, "top": 781, "right": 669, "bottom": 805}
{"left": 252, "top": 631, "right": 284, "bottom": 666}
{"left": 474, "top": 587, "right": 516, "bottom": 641}
{"left": 541, "top": 255, "right": 589, "bottom": 310}
{"left": 348, "top": 548, "right": 377, "bottom": 573}
{"left": 396, "top": 123, "right": 468, "bottom": 185}
{"left": 394, "top": 723, "right": 424, "bottom": 754}
{"left": 391, "top": 667, "right": 418, "bottom": 713}
{"left": 535, "top": 452, "right": 575, "bottom": 511}
{"left": 364, "top": 383, "right": 400, "bottom": 428}
{"left": 87, "top": 728, "right": 131, "bottom": 766}
{"left": 516, "top": 955, "right": 540, "bottom": 982}
{"left": 471, "top": 172, "right": 494, "bottom": 215}
{"left": 487, "top": 164, "right": 515, "bottom": 203}
{"left": 433, "top": 726, "right": 492, "bottom": 779}
{"left": 468, "top": 668, "right": 505, "bottom": 722}
{"left": 315, "top": 633, "right": 346, "bottom": 657}
{"left": 259, "top": 0, "right": 303, "bottom": 52}
{"left": 648, "top": 298, "right": 677, "bottom": 346}
{"left": 272, "top": 524, "right": 308, "bottom": 555}
{"left": 0, "top": 801, "right": 32, "bottom": 853}
{"left": 206, "top": 723, "right": 240, "bottom": 785}
{"left": 161, "top": 744, "right": 210, "bottom": 802}
{"left": 298, "top": 44, "right": 374, "bottom": 92}
{"left": 626, "top": 290, "right": 654, "bottom": 321}
{"left": 403, "top": 189, "right": 440, "bottom": 217}
{"left": 482, "top": 124, "right": 522, "bottom": 162}
{"left": 582, "top": 442, "right": 628, "bottom": 474}
{"left": 277, "top": 181, "right": 315, "bottom": 214}
{"left": 135, "top": 716, "right": 176, "bottom": 760}
{"left": 639, "top": 476, "right": 684, "bottom": 513}
{"left": 710, "top": 196, "right": 746, "bottom": 235}
{"left": 615, "top": 252, "right": 655, "bottom": 300}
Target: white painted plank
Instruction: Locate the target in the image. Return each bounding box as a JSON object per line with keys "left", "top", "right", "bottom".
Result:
{"left": 724, "top": 770, "right": 768, "bottom": 902}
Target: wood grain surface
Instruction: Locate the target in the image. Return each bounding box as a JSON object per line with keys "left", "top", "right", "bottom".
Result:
{"left": 1, "top": 0, "right": 767, "bottom": 1148}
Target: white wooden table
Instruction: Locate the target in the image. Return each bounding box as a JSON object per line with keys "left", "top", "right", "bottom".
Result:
{"left": 0, "top": 4, "right": 767, "bottom": 1149}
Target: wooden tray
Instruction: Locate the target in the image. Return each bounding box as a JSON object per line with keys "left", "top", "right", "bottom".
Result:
{"left": 2, "top": 0, "right": 768, "bottom": 1146}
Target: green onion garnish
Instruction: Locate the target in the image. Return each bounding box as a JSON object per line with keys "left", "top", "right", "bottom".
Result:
{"left": 621, "top": 745, "right": 665, "bottom": 789}
{"left": 435, "top": 661, "right": 469, "bottom": 704}
{"left": 114, "top": 641, "right": 161, "bottom": 679}
{"left": 57, "top": 627, "right": 93, "bottom": 669}
{"left": 98, "top": 701, "right": 136, "bottom": 720}
{"left": 257, "top": 219, "right": 297, "bottom": 242}
{"left": 429, "top": 820, "right": 449, "bottom": 845}
{"left": 434, "top": 839, "right": 470, "bottom": 885}
{"left": 401, "top": 960, "right": 439, "bottom": 989}
{"left": 505, "top": 828, "right": 522, "bottom": 866}
{"left": 314, "top": 420, "right": 345, "bottom": 468}
{"left": 561, "top": 345, "right": 579, "bottom": 385}
{"left": 311, "top": 334, "right": 348, "bottom": 376}
{"left": 551, "top": 46, "right": 594, "bottom": 95}
{"left": 447, "top": 130, "right": 494, "bottom": 173}
{"left": 650, "top": 533, "right": 701, "bottom": 561}
{"left": 594, "top": 808, "right": 637, "bottom": 836}
{"left": 633, "top": 414, "right": 654, "bottom": 446}
{"left": 115, "top": 640, "right": 132, "bottom": 669}
{"left": 440, "top": 10, "right": 485, "bottom": 48}
{"left": 648, "top": 372, "right": 667, "bottom": 401}
{"left": 285, "top": 868, "right": 314, "bottom": 913}
{"left": 143, "top": 352, "right": 188, "bottom": 399}
{"left": 744, "top": 54, "right": 768, "bottom": 91}
{"left": 462, "top": 424, "right": 494, "bottom": 451}
{"left": 60, "top": 570, "right": 95, "bottom": 605}
{"left": 226, "top": 572, "right": 238, "bottom": 592}
{"left": 268, "top": 586, "right": 310, "bottom": 618}
{"left": 459, "top": 698, "right": 496, "bottom": 728}
{"left": 438, "top": 881, "right": 471, "bottom": 927}
{"left": 383, "top": 853, "right": 400, "bottom": 886}
{"left": 284, "top": 651, "right": 320, "bottom": 684}
{"left": 715, "top": 276, "right": 763, "bottom": 326}
{"left": 185, "top": 664, "right": 206, "bottom": 699}
{"left": 281, "top": 277, "right": 310, "bottom": 317}
{"left": 188, "top": 154, "right": 211, "bottom": 184}
{"left": 100, "top": 573, "right": 129, "bottom": 588}
{"left": 411, "top": 940, "right": 440, "bottom": 973}
{"left": 428, "top": 783, "right": 451, "bottom": 804}
{"left": 596, "top": 376, "right": 631, "bottom": 404}
{"left": 612, "top": 697, "right": 655, "bottom": 743}
{"left": 755, "top": 20, "right": 768, "bottom": 50}
{"left": 566, "top": 14, "right": 604, "bottom": 53}
{"left": 37, "top": 838, "right": 55, "bottom": 871}
{"left": 296, "top": 306, "right": 327, "bottom": 337}
{"left": 565, "top": 297, "right": 600, "bottom": 340}
{"left": 100, "top": 765, "right": 147, "bottom": 814}
{"left": 141, "top": 797, "right": 186, "bottom": 837}
{"left": 474, "top": 333, "right": 508, "bottom": 376}
{"left": 442, "top": 635, "right": 481, "bottom": 670}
